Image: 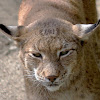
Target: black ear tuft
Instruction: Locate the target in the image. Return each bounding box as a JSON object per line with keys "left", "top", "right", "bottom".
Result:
{"left": 96, "top": 19, "right": 100, "bottom": 25}
{"left": 0, "top": 24, "right": 11, "bottom": 35}
{"left": 85, "top": 19, "right": 100, "bottom": 34}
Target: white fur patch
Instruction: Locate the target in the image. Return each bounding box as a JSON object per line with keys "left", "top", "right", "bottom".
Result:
{"left": 34, "top": 68, "right": 40, "bottom": 81}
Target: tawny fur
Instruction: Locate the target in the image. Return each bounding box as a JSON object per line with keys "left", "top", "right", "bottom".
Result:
{"left": 1, "top": 0, "right": 100, "bottom": 100}
{"left": 17, "top": 0, "right": 100, "bottom": 100}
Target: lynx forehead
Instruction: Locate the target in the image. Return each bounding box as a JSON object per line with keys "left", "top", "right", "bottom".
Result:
{"left": 35, "top": 19, "right": 60, "bottom": 36}
{"left": 29, "top": 18, "right": 73, "bottom": 37}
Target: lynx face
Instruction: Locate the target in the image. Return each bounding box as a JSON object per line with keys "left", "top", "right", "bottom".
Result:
{"left": 24, "top": 39, "right": 79, "bottom": 92}
{"left": 1, "top": 18, "right": 98, "bottom": 92}
{"left": 21, "top": 20, "right": 81, "bottom": 92}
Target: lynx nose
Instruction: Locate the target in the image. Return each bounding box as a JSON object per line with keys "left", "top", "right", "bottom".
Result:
{"left": 46, "top": 75, "right": 58, "bottom": 82}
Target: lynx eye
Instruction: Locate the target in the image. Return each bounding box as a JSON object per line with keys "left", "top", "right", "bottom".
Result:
{"left": 33, "top": 53, "right": 42, "bottom": 58}
{"left": 29, "top": 53, "right": 42, "bottom": 59}
{"left": 59, "top": 50, "right": 69, "bottom": 57}
{"left": 59, "top": 49, "right": 75, "bottom": 57}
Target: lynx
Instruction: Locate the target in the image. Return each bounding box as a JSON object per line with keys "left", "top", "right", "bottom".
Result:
{"left": 0, "top": 0, "right": 100, "bottom": 100}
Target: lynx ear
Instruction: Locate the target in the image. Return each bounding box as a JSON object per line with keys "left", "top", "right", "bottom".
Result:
{"left": 0, "top": 24, "right": 26, "bottom": 39}
{"left": 73, "top": 20, "right": 100, "bottom": 41}
{"left": 0, "top": 24, "right": 27, "bottom": 46}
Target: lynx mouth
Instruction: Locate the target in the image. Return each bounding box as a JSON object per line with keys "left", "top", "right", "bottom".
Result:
{"left": 45, "top": 83, "right": 61, "bottom": 92}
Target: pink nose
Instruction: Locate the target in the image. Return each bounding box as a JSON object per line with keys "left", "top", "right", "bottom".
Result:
{"left": 46, "top": 75, "right": 58, "bottom": 82}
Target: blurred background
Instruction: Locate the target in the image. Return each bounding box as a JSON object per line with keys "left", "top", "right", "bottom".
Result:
{"left": 0, "top": 1, "right": 26, "bottom": 100}
{"left": 0, "top": 0, "right": 100, "bottom": 100}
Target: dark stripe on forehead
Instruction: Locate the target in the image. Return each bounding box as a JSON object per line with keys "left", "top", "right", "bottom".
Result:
{"left": 40, "top": 27, "right": 58, "bottom": 36}
{"left": 0, "top": 24, "right": 11, "bottom": 35}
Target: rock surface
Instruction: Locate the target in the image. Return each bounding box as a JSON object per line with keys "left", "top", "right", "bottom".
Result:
{"left": 0, "top": 0, "right": 26, "bottom": 100}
